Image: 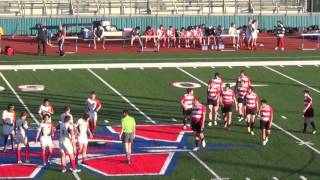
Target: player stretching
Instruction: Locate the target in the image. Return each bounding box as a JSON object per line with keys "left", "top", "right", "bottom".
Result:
{"left": 60, "top": 106, "right": 73, "bottom": 123}
{"left": 220, "top": 84, "right": 238, "bottom": 129}
{"left": 244, "top": 86, "right": 259, "bottom": 135}
{"left": 119, "top": 110, "right": 136, "bottom": 164}
{"left": 2, "top": 104, "right": 16, "bottom": 152}
{"left": 181, "top": 88, "right": 195, "bottom": 130}
{"left": 85, "top": 91, "right": 102, "bottom": 135}
{"left": 75, "top": 114, "right": 93, "bottom": 164}
{"left": 38, "top": 98, "right": 54, "bottom": 122}
{"left": 259, "top": 99, "right": 273, "bottom": 146}
{"left": 236, "top": 80, "right": 249, "bottom": 122}
{"left": 59, "top": 115, "right": 81, "bottom": 173}
{"left": 15, "top": 112, "right": 31, "bottom": 163}
{"left": 191, "top": 98, "right": 206, "bottom": 151}
{"left": 303, "top": 90, "right": 316, "bottom": 134}
{"left": 36, "top": 114, "right": 54, "bottom": 166}
{"left": 207, "top": 73, "right": 223, "bottom": 126}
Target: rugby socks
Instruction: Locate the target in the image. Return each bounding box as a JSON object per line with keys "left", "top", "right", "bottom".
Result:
{"left": 16, "top": 149, "right": 21, "bottom": 162}
{"left": 311, "top": 122, "right": 316, "bottom": 130}
{"left": 70, "top": 159, "right": 76, "bottom": 170}
{"left": 41, "top": 151, "right": 46, "bottom": 165}
{"left": 303, "top": 123, "right": 307, "bottom": 132}
{"left": 61, "top": 164, "right": 66, "bottom": 171}
{"left": 25, "top": 145, "right": 30, "bottom": 161}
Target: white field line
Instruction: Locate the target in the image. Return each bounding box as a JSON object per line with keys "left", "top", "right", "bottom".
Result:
{"left": 0, "top": 61, "right": 320, "bottom": 70}
{"left": 72, "top": 172, "right": 81, "bottom": 180}
{"left": 281, "top": 116, "right": 287, "bottom": 119}
{"left": 265, "top": 66, "right": 320, "bottom": 94}
{"left": 0, "top": 72, "right": 39, "bottom": 125}
{"left": 189, "top": 152, "right": 222, "bottom": 180}
{"left": 178, "top": 68, "right": 320, "bottom": 155}
{"left": 87, "top": 69, "right": 156, "bottom": 124}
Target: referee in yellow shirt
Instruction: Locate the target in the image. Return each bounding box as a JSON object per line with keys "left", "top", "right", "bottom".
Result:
{"left": 119, "top": 110, "right": 136, "bottom": 164}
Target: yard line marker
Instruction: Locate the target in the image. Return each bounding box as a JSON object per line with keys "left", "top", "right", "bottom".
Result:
{"left": 272, "top": 177, "right": 279, "bottom": 180}
{"left": 140, "top": 67, "right": 144, "bottom": 70}
{"left": 68, "top": 68, "right": 72, "bottom": 71}
{"left": 88, "top": 69, "right": 156, "bottom": 124}
{"left": 122, "top": 67, "right": 126, "bottom": 70}
{"left": 105, "top": 68, "right": 108, "bottom": 70}
{"left": 265, "top": 66, "right": 320, "bottom": 94}
{"left": 193, "top": 67, "right": 198, "bottom": 69}
{"left": 50, "top": 69, "right": 54, "bottom": 71}
{"left": 228, "top": 66, "right": 232, "bottom": 69}
{"left": 172, "top": 118, "right": 177, "bottom": 122}
{"left": 281, "top": 115, "right": 287, "bottom": 119}
{"left": 104, "top": 120, "right": 109, "bottom": 124}
{"left": 314, "top": 64, "right": 319, "bottom": 67}
{"left": 158, "top": 67, "right": 162, "bottom": 69}
{"left": 0, "top": 72, "right": 39, "bottom": 125}
{"left": 32, "top": 69, "right": 36, "bottom": 71}
{"left": 141, "top": 146, "right": 178, "bottom": 149}
{"left": 297, "top": 65, "right": 303, "bottom": 67}
{"left": 245, "top": 66, "right": 250, "bottom": 68}
{"left": 14, "top": 69, "right": 18, "bottom": 72}
{"left": 211, "top": 66, "right": 215, "bottom": 69}
{"left": 299, "top": 176, "right": 307, "bottom": 180}
{"left": 189, "top": 152, "right": 222, "bottom": 179}
{"left": 280, "top": 65, "right": 285, "bottom": 67}
{"left": 245, "top": 178, "right": 251, "bottom": 180}
{"left": 180, "top": 68, "right": 320, "bottom": 155}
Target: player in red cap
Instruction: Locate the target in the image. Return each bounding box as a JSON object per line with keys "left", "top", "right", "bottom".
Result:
{"left": 191, "top": 98, "right": 206, "bottom": 151}
{"left": 259, "top": 99, "right": 273, "bottom": 146}
{"left": 244, "top": 86, "right": 259, "bottom": 135}
{"left": 303, "top": 90, "right": 316, "bottom": 134}
{"left": 220, "top": 84, "right": 238, "bottom": 129}
{"left": 181, "top": 88, "right": 195, "bottom": 130}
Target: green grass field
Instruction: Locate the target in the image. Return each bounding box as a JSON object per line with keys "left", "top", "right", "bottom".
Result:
{"left": 1, "top": 51, "right": 320, "bottom": 179}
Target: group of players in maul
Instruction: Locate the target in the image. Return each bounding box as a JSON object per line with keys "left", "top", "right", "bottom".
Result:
{"left": 180, "top": 70, "right": 317, "bottom": 151}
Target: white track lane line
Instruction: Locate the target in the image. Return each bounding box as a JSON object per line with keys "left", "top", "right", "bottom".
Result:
{"left": 189, "top": 152, "right": 222, "bottom": 179}
{"left": 0, "top": 72, "right": 39, "bottom": 125}
{"left": 87, "top": 69, "right": 156, "bottom": 124}
{"left": 178, "top": 67, "right": 320, "bottom": 155}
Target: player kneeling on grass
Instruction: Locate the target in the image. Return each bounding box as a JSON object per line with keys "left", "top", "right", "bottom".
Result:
{"left": 36, "top": 114, "right": 55, "bottom": 166}
{"left": 207, "top": 73, "right": 223, "bottom": 126}
{"left": 59, "top": 115, "right": 81, "bottom": 173}
{"left": 75, "top": 114, "right": 93, "bottom": 164}
{"left": 16, "top": 112, "right": 31, "bottom": 163}
{"left": 119, "top": 110, "right": 136, "bottom": 164}
{"left": 191, "top": 98, "right": 206, "bottom": 151}
{"left": 181, "top": 88, "right": 195, "bottom": 130}
{"left": 2, "top": 104, "right": 16, "bottom": 152}
{"left": 244, "top": 86, "right": 259, "bottom": 135}
{"left": 259, "top": 99, "right": 273, "bottom": 146}
{"left": 220, "top": 84, "right": 238, "bottom": 129}
{"left": 303, "top": 90, "right": 316, "bottom": 134}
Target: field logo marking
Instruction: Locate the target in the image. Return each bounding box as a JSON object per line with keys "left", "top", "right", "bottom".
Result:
{"left": 171, "top": 82, "right": 201, "bottom": 89}
{"left": 178, "top": 67, "right": 320, "bottom": 155}
{"left": 87, "top": 69, "right": 156, "bottom": 124}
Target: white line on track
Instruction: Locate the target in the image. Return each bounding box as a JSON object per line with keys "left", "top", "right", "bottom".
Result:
{"left": 87, "top": 69, "right": 156, "bottom": 124}
{"left": 0, "top": 72, "right": 39, "bottom": 125}
{"left": 281, "top": 116, "right": 287, "bottom": 119}
{"left": 178, "top": 67, "right": 320, "bottom": 155}
{"left": 189, "top": 152, "right": 222, "bottom": 179}
{"left": 72, "top": 172, "right": 81, "bottom": 180}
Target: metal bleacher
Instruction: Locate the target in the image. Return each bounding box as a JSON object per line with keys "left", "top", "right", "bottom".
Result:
{"left": 0, "top": 0, "right": 307, "bottom": 16}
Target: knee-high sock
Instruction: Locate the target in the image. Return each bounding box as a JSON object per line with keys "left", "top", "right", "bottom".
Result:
{"left": 25, "top": 145, "right": 30, "bottom": 161}
{"left": 16, "top": 149, "right": 21, "bottom": 162}
{"left": 41, "top": 151, "right": 46, "bottom": 164}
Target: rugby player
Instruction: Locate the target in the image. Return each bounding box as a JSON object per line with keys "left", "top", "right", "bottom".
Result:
{"left": 157, "top": 25, "right": 167, "bottom": 48}
{"left": 85, "top": 91, "right": 102, "bottom": 135}
{"left": 75, "top": 114, "right": 93, "bottom": 164}
{"left": 244, "top": 86, "right": 259, "bottom": 135}
{"left": 259, "top": 99, "right": 273, "bottom": 146}
{"left": 191, "top": 98, "right": 206, "bottom": 151}
{"left": 15, "top": 112, "right": 30, "bottom": 163}
{"left": 220, "top": 84, "right": 238, "bottom": 129}
{"left": 2, "top": 104, "right": 16, "bottom": 152}
{"left": 60, "top": 106, "right": 73, "bottom": 123}
{"left": 235, "top": 80, "right": 249, "bottom": 122}
{"left": 235, "top": 70, "right": 251, "bottom": 88}
{"left": 119, "top": 110, "right": 136, "bottom": 164}
{"left": 167, "top": 25, "right": 177, "bottom": 48}
{"left": 207, "top": 73, "right": 223, "bottom": 126}
{"left": 59, "top": 115, "right": 80, "bottom": 173}
{"left": 38, "top": 98, "right": 54, "bottom": 122}
{"left": 181, "top": 88, "right": 195, "bottom": 130}
{"left": 36, "top": 114, "right": 54, "bottom": 166}
{"left": 303, "top": 90, "right": 316, "bottom": 134}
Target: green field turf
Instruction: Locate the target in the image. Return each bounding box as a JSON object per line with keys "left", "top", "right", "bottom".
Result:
{"left": 1, "top": 60, "right": 320, "bottom": 180}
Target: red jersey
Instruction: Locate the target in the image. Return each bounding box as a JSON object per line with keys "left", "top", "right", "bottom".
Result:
{"left": 181, "top": 94, "right": 194, "bottom": 109}
{"left": 304, "top": 94, "right": 313, "bottom": 109}
{"left": 181, "top": 30, "right": 187, "bottom": 38}
{"left": 245, "top": 92, "right": 259, "bottom": 109}
{"left": 191, "top": 104, "right": 206, "bottom": 123}
{"left": 207, "top": 77, "right": 223, "bottom": 100}
{"left": 236, "top": 85, "right": 249, "bottom": 99}
{"left": 237, "top": 75, "right": 251, "bottom": 87}
{"left": 221, "top": 89, "right": 235, "bottom": 105}
{"left": 260, "top": 105, "right": 273, "bottom": 122}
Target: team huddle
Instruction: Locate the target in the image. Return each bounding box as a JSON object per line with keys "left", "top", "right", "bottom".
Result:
{"left": 180, "top": 70, "right": 316, "bottom": 149}
{"left": 2, "top": 91, "right": 102, "bottom": 173}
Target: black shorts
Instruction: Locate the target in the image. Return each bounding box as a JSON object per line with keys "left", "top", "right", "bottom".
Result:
{"left": 237, "top": 98, "right": 244, "bottom": 104}
{"left": 191, "top": 121, "right": 203, "bottom": 133}
{"left": 183, "top": 108, "right": 192, "bottom": 116}
{"left": 304, "top": 108, "right": 314, "bottom": 118}
{"left": 222, "top": 104, "right": 233, "bottom": 113}
{"left": 207, "top": 99, "right": 218, "bottom": 106}
{"left": 246, "top": 108, "right": 257, "bottom": 115}
{"left": 260, "top": 120, "right": 271, "bottom": 130}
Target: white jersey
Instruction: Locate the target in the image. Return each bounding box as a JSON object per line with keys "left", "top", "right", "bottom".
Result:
{"left": 76, "top": 118, "right": 89, "bottom": 144}
{"left": 2, "top": 110, "right": 15, "bottom": 135}
{"left": 60, "top": 112, "right": 73, "bottom": 123}
{"left": 38, "top": 105, "right": 54, "bottom": 117}
{"left": 229, "top": 27, "right": 238, "bottom": 36}
{"left": 85, "top": 98, "right": 101, "bottom": 113}
{"left": 38, "top": 122, "right": 53, "bottom": 137}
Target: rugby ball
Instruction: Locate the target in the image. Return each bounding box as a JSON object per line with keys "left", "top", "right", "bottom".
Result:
{"left": 16, "top": 85, "right": 45, "bottom": 92}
